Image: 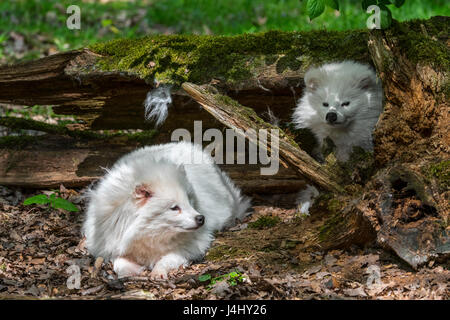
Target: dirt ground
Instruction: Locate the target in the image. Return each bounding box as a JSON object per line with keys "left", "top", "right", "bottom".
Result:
{"left": 0, "top": 185, "right": 448, "bottom": 300}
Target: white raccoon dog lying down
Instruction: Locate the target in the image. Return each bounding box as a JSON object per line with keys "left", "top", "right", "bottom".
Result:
{"left": 83, "top": 142, "right": 251, "bottom": 279}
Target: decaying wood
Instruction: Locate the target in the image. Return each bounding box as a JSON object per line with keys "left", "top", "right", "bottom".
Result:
{"left": 0, "top": 25, "right": 375, "bottom": 132}
{"left": 358, "top": 17, "right": 450, "bottom": 268}
{"left": 315, "top": 17, "right": 449, "bottom": 266}
{"left": 0, "top": 49, "right": 306, "bottom": 131}
{"left": 369, "top": 19, "right": 449, "bottom": 166}
{"left": 0, "top": 132, "right": 305, "bottom": 194}
{"left": 373, "top": 167, "right": 449, "bottom": 268}
{"left": 181, "top": 82, "right": 344, "bottom": 194}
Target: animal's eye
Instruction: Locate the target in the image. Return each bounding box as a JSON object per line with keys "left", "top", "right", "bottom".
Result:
{"left": 170, "top": 205, "right": 180, "bottom": 211}
{"left": 322, "top": 102, "right": 329, "bottom": 107}
{"left": 341, "top": 101, "right": 350, "bottom": 106}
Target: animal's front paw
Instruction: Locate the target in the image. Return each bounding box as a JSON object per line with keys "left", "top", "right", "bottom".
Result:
{"left": 113, "top": 257, "right": 145, "bottom": 279}
{"left": 296, "top": 184, "right": 319, "bottom": 216}
{"left": 297, "top": 201, "right": 311, "bottom": 216}
{"left": 150, "top": 268, "right": 168, "bottom": 280}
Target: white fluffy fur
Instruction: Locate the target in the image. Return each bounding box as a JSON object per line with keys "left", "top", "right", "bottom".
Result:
{"left": 292, "top": 60, "right": 383, "bottom": 162}
{"left": 144, "top": 85, "right": 172, "bottom": 127}
{"left": 293, "top": 61, "right": 383, "bottom": 215}
{"left": 296, "top": 184, "right": 319, "bottom": 216}
{"left": 83, "top": 141, "right": 251, "bottom": 279}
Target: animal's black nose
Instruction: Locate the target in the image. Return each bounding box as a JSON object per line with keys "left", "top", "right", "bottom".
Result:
{"left": 326, "top": 112, "right": 337, "bottom": 123}
{"left": 195, "top": 215, "right": 205, "bottom": 226}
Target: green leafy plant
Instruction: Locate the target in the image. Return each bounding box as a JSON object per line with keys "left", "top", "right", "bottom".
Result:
{"left": 303, "top": 0, "right": 406, "bottom": 28}
{"left": 24, "top": 193, "right": 79, "bottom": 212}
{"left": 198, "top": 270, "right": 245, "bottom": 289}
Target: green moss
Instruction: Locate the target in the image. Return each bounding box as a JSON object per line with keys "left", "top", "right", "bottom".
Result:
{"left": 205, "top": 245, "right": 250, "bottom": 261}
{"left": 248, "top": 216, "right": 281, "bottom": 229}
{"left": 89, "top": 29, "right": 369, "bottom": 87}
{"left": 88, "top": 18, "right": 448, "bottom": 93}
{"left": 317, "top": 199, "right": 349, "bottom": 243}
{"left": 318, "top": 213, "right": 342, "bottom": 242}
{"left": 310, "top": 193, "right": 348, "bottom": 242}
{"left": 427, "top": 160, "right": 450, "bottom": 189}
{"left": 0, "top": 117, "right": 103, "bottom": 140}
{"left": 388, "top": 17, "right": 450, "bottom": 71}
{"left": 0, "top": 135, "right": 37, "bottom": 149}
{"left": 311, "top": 193, "right": 341, "bottom": 215}
{"left": 0, "top": 117, "right": 158, "bottom": 147}
{"left": 318, "top": 146, "right": 376, "bottom": 192}
{"left": 125, "top": 130, "right": 158, "bottom": 145}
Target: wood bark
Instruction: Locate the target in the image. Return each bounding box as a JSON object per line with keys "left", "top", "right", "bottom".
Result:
{"left": 181, "top": 82, "right": 344, "bottom": 194}
{"left": 360, "top": 17, "right": 449, "bottom": 267}
{"left": 0, "top": 129, "right": 305, "bottom": 194}
{"left": 0, "top": 49, "right": 305, "bottom": 131}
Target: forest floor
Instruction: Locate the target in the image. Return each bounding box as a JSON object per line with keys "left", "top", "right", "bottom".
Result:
{"left": 0, "top": 185, "right": 448, "bottom": 300}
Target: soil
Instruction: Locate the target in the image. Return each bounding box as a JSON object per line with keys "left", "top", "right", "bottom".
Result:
{"left": 0, "top": 185, "right": 448, "bottom": 300}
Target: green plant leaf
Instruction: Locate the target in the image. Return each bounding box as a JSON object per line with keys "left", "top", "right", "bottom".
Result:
{"left": 377, "top": 0, "right": 392, "bottom": 5}
{"left": 198, "top": 274, "right": 212, "bottom": 282}
{"left": 23, "top": 194, "right": 50, "bottom": 205}
{"left": 51, "top": 197, "right": 79, "bottom": 212}
{"left": 361, "top": 0, "right": 378, "bottom": 11}
{"left": 101, "top": 19, "right": 112, "bottom": 27}
{"left": 379, "top": 4, "right": 393, "bottom": 29}
{"left": 307, "top": 0, "right": 325, "bottom": 20}
{"left": 392, "top": 0, "right": 405, "bottom": 7}
{"left": 325, "top": 0, "right": 339, "bottom": 10}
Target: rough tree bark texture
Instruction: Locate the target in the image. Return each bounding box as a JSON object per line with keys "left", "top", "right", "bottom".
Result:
{"left": 361, "top": 17, "right": 449, "bottom": 267}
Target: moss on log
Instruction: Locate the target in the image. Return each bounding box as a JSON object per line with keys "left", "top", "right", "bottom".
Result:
{"left": 1, "top": 18, "right": 445, "bottom": 132}
{"left": 89, "top": 29, "right": 369, "bottom": 86}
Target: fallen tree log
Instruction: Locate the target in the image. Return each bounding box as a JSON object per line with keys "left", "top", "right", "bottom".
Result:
{"left": 181, "top": 82, "right": 343, "bottom": 194}
{"left": 0, "top": 119, "right": 305, "bottom": 194}
{"left": 0, "top": 29, "right": 370, "bottom": 130}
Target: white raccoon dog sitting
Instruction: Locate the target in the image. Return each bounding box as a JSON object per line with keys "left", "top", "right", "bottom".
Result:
{"left": 83, "top": 142, "right": 251, "bottom": 279}
{"left": 292, "top": 60, "right": 383, "bottom": 162}
{"left": 293, "top": 61, "right": 383, "bottom": 215}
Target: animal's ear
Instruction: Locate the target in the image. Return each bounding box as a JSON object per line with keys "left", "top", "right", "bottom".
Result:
{"left": 134, "top": 184, "right": 153, "bottom": 206}
{"left": 305, "top": 77, "right": 320, "bottom": 92}
{"left": 358, "top": 76, "right": 376, "bottom": 90}
{"left": 304, "top": 68, "right": 322, "bottom": 92}
{"left": 178, "top": 164, "right": 187, "bottom": 178}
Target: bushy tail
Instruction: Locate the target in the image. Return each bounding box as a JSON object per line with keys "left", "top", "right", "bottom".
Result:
{"left": 144, "top": 85, "right": 172, "bottom": 127}
{"left": 234, "top": 195, "right": 252, "bottom": 222}
{"left": 216, "top": 168, "right": 252, "bottom": 225}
